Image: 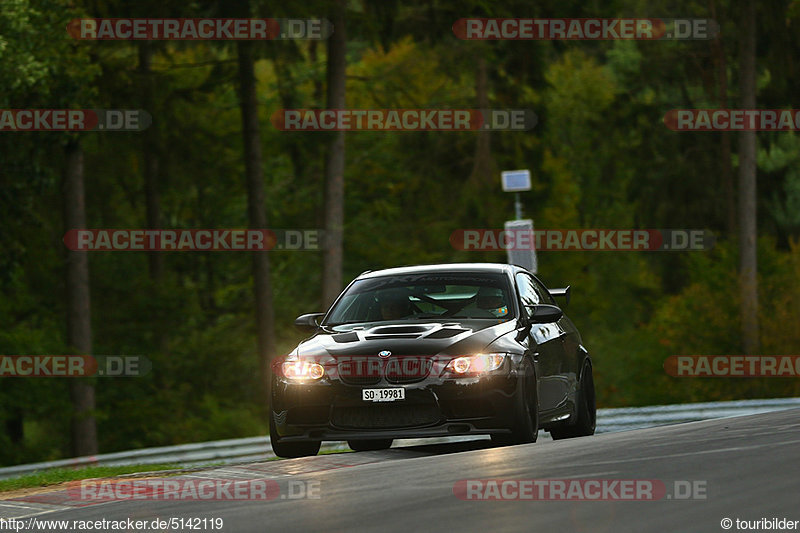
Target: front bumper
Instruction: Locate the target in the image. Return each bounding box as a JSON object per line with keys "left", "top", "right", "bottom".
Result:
{"left": 271, "top": 371, "right": 524, "bottom": 442}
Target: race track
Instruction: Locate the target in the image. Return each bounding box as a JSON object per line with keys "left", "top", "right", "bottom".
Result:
{"left": 5, "top": 408, "right": 800, "bottom": 532}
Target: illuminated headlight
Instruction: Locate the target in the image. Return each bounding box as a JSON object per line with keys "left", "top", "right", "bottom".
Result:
{"left": 444, "top": 353, "right": 506, "bottom": 376}
{"left": 281, "top": 360, "right": 325, "bottom": 381}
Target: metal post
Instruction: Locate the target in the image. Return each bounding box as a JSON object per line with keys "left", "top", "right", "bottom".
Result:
{"left": 514, "top": 192, "right": 523, "bottom": 220}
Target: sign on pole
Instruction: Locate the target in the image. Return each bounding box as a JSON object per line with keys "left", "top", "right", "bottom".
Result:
{"left": 501, "top": 169, "right": 535, "bottom": 272}
{"left": 504, "top": 218, "right": 537, "bottom": 274}
{"left": 501, "top": 170, "right": 531, "bottom": 192}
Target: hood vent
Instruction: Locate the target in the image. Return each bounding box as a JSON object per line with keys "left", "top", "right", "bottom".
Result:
{"left": 332, "top": 332, "right": 359, "bottom": 343}
{"left": 425, "top": 328, "right": 468, "bottom": 339}
{"left": 362, "top": 325, "right": 431, "bottom": 341}
{"left": 364, "top": 334, "right": 420, "bottom": 340}
{"left": 370, "top": 325, "right": 430, "bottom": 334}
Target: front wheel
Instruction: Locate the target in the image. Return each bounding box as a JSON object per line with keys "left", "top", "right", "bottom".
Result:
{"left": 492, "top": 359, "right": 538, "bottom": 446}
{"left": 550, "top": 361, "right": 596, "bottom": 440}
{"left": 269, "top": 410, "right": 321, "bottom": 458}
{"left": 348, "top": 439, "right": 393, "bottom": 451}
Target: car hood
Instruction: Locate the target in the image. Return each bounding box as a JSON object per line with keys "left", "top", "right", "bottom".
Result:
{"left": 293, "top": 320, "right": 520, "bottom": 358}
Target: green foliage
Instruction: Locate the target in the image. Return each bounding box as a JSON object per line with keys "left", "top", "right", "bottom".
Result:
{"left": 1, "top": 0, "right": 799, "bottom": 465}
{"left": 0, "top": 0, "right": 99, "bottom": 105}
{"left": 604, "top": 239, "right": 800, "bottom": 407}
{"left": 759, "top": 132, "right": 800, "bottom": 236}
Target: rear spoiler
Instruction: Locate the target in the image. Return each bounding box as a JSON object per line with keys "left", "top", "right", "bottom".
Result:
{"left": 549, "top": 286, "right": 571, "bottom": 305}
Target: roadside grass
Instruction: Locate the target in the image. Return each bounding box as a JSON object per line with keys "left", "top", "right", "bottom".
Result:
{"left": 0, "top": 464, "right": 182, "bottom": 493}
{"left": 0, "top": 449, "right": 354, "bottom": 493}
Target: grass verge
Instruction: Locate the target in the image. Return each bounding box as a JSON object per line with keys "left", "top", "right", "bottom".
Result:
{"left": 0, "top": 464, "right": 182, "bottom": 493}
{"left": 0, "top": 449, "right": 354, "bottom": 493}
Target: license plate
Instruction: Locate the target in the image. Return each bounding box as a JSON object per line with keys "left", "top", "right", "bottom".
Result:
{"left": 362, "top": 388, "right": 405, "bottom": 402}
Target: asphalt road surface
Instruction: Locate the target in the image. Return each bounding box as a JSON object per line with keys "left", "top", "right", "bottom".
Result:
{"left": 6, "top": 408, "right": 800, "bottom": 532}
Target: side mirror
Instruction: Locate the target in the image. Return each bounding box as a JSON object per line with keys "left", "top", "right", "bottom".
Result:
{"left": 294, "top": 312, "right": 325, "bottom": 330}
{"left": 549, "top": 286, "right": 571, "bottom": 305}
{"left": 526, "top": 304, "right": 563, "bottom": 324}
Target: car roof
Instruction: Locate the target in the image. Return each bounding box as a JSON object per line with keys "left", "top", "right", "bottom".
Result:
{"left": 356, "top": 263, "right": 521, "bottom": 280}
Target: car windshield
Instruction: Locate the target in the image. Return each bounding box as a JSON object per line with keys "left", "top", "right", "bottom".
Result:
{"left": 324, "top": 272, "right": 514, "bottom": 325}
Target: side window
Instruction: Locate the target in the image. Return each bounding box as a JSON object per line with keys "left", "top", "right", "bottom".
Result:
{"left": 515, "top": 273, "right": 539, "bottom": 318}
{"left": 530, "top": 276, "right": 556, "bottom": 305}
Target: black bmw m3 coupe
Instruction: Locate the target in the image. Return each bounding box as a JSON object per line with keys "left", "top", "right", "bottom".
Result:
{"left": 270, "top": 263, "right": 595, "bottom": 457}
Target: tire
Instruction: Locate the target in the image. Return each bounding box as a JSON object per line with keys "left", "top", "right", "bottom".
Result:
{"left": 491, "top": 358, "right": 538, "bottom": 446}
{"left": 550, "top": 361, "right": 596, "bottom": 440}
{"left": 269, "top": 410, "right": 321, "bottom": 458}
{"left": 347, "top": 439, "right": 393, "bottom": 451}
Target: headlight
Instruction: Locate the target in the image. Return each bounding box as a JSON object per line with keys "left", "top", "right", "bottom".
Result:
{"left": 444, "top": 353, "right": 506, "bottom": 376}
{"left": 280, "top": 359, "right": 325, "bottom": 381}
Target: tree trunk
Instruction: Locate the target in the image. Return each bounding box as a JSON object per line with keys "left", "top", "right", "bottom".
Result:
{"left": 709, "top": 0, "right": 736, "bottom": 236}
{"left": 237, "top": 40, "right": 277, "bottom": 402}
{"left": 138, "top": 41, "right": 164, "bottom": 282}
{"left": 738, "top": 0, "right": 759, "bottom": 354}
{"left": 321, "top": 0, "right": 347, "bottom": 308}
{"left": 63, "top": 138, "right": 98, "bottom": 457}
{"left": 469, "top": 56, "right": 492, "bottom": 187}
{"left": 467, "top": 55, "right": 499, "bottom": 225}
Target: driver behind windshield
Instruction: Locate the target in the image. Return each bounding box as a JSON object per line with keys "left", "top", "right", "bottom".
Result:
{"left": 475, "top": 286, "right": 509, "bottom": 318}
{"left": 377, "top": 289, "right": 413, "bottom": 320}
